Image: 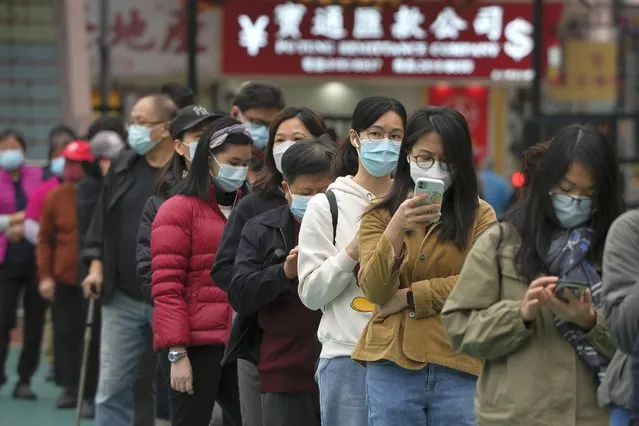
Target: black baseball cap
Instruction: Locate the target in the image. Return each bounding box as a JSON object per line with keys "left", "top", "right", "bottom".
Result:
{"left": 169, "top": 105, "right": 222, "bottom": 139}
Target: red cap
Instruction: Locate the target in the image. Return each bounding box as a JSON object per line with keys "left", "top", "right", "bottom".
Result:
{"left": 62, "top": 140, "right": 94, "bottom": 162}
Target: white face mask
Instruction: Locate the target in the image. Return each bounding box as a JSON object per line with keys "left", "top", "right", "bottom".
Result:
{"left": 409, "top": 160, "right": 454, "bottom": 192}
{"left": 188, "top": 142, "right": 198, "bottom": 161}
{"left": 272, "top": 140, "right": 296, "bottom": 174}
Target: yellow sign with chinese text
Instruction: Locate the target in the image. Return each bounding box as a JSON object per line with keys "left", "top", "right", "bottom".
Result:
{"left": 548, "top": 41, "right": 617, "bottom": 102}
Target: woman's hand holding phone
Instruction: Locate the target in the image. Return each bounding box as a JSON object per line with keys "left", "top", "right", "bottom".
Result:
{"left": 520, "top": 276, "right": 558, "bottom": 321}
{"left": 384, "top": 194, "right": 441, "bottom": 254}
{"left": 396, "top": 194, "right": 441, "bottom": 231}
{"left": 543, "top": 286, "right": 596, "bottom": 330}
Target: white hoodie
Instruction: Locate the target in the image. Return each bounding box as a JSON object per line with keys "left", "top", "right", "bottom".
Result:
{"left": 298, "top": 176, "right": 374, "bottom": 359}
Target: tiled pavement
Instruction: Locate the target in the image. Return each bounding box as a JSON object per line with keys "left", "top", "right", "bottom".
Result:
{"left": 1, "top": 321, "right": 93, "bottom": 426}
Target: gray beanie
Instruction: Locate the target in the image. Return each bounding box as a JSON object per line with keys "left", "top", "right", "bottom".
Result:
{"left": 90, "top": 130, "right": 125, "bottom": 159}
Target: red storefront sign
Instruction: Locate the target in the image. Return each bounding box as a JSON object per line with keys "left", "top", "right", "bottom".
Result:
{"left": 428, "top": 85, "right": 489, "bottom": 164}
{"left": 222, "top": 1, "right": 563, "bottom": 80}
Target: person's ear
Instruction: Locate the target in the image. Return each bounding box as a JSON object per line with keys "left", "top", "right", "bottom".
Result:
{"left": 159, "top": 122, "right": 171, "bottom": 141}
{"left": 174, "top": 139, "right": 186, "bottom": 156}
{"left": 230, "top": 105, "right": 241, "bottom": 120}
{"left": 349, "top": 129, "right": 359, "bottom": 149}
{"left": 281, "top": 180, "right": 289, "bottom": 193}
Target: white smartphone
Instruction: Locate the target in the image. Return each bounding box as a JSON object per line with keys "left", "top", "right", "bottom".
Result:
{"left": 414, "top": 177, "right": 444, "bottom": 221}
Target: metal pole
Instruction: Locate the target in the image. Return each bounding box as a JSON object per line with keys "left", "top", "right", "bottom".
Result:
{"left": 98, "top": 0, "right": 110, "bottom": 116}
{"left": 186, "top": 0, "right": 198, "bottom": 96}
{"left": 614, "top": 0, "right": 625, "bottom": 111}
{"left": 531, "top": 0, "right": 543, "bottom": 119}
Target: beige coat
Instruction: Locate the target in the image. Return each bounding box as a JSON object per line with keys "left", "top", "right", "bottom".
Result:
{"left": 442, "top": 223, "right": 615, "bottom": 426}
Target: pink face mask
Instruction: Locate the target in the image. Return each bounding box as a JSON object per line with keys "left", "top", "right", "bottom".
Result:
{"left": 62, "top": 163, "right": 85, "bottom": 182}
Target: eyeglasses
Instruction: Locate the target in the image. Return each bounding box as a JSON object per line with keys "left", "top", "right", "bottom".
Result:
{"left": 361, "top": 127, "right": 403, "bottom": 142}
{"left": 408, "top": 154, "right": 451, "bottom": 171}
{"left": 126, "top": 119, "right": 165, "bottom": 128}
{"left": 549, "top": 191, "right": 592, "bottom": 207}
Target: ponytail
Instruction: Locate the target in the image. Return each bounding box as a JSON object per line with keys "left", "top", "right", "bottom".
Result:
{"left": 155, "top": 154, "right": 187, "bottom": 197}
{"left": 331, "top": 140, "right": 358, "bottom": 178}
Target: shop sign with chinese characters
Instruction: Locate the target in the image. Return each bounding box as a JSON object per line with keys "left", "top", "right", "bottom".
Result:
{"left": 222, "top": 1, "right": 563, "bottom": 80}
{"left": 85, "top": 0, "right": 221, "bottom": 78}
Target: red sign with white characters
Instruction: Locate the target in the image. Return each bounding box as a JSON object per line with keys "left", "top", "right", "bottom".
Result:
{"left": 429, "top": 85, "right": 489, "bottom": 164}
{"left": 222, "top": 1, "right": 563, "bottom": 80}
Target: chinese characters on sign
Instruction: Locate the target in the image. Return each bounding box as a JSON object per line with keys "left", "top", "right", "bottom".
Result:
{"left": 223, "top": 1, "right": 563, "bottom": 80}
{"left": 85, "top": 0, "right": 218, "bottom": 77}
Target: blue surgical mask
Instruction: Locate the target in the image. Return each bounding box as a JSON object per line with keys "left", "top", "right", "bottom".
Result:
{"left": 273, "top": 140, "right": 296, "bottom": 174}
{"left": 551, "top": 192, "right": 593, "bottom": 229}
{"left": 128, "top": 125, "right": 158, "bottom": 155}
{"left": 246, "top": 122, "right": 269, "bottom": 149}
{"left": 360, "top": 138, "right": 401, "bottom": 177}
{"left": 0, "top": 149, "right": 25, "bottom": 171}
{"left": 211, "top": 156, "right": 248, "bottom": 192}
{"left": 290, "top": 192, "right": 312, "bottom": 219}
{"left": 50, "top": 157, "right": 66, "bottom": 177}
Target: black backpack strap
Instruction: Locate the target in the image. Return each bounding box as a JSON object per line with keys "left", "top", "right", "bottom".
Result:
{"left": 325, "top": 190, "right": 338, "bottom": 245}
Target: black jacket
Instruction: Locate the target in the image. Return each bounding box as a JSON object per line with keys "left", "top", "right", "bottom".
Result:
{"left": 135, "top": 169, "right": 181, "bottom": 305}
{"left": 228, "top": 205, "right": 295, "bottom": 315}
{"left": 136, "top": 195, "right": 167, "bottom": 305}
{"left": 81, "top": 150, "right": 142, "bottom": 304}
{"left": 77, "top": 174, "right": 104, "bottom": 284}
{"left": 211, "top": 189, "right": 287, "bottom": 291}
{"left": 212, "top": 190, "right": 286, "bottom": 365}
{"left": 223, "top": 205, "right": 295, "bottom": 365}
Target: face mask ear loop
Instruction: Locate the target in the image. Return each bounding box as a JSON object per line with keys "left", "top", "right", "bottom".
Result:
{"left": 350, "top": 130, "right": 361, "bottom": 150}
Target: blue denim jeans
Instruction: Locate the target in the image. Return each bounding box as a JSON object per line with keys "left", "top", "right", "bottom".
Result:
{"left": 610, "top": 405, "right": 631, "bottom": 426}
{"left": 95, "top": 290, "right": 155, "bottom": 426}
{"left": 366, "top": 361, "right": 476, "bottom": 426}
{"left": 315, "top": 357, "right": 368, "bottom": 426}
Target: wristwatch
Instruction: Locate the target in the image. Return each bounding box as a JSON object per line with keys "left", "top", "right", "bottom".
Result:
{"left": 406, "top": 290, "right": 414, "bottom": 308}
{"left": 168, "top": 351, "right": 188, "bottom": 363}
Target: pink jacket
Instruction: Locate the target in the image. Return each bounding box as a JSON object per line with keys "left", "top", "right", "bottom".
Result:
{"left": 25, "top": 177, "right": 60, "bottom": 221}
{"left": 0, "top": 165, "right": 44, "bottom": 264}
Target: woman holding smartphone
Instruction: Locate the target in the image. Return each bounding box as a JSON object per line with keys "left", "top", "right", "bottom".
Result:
{"left": 442, "top": 125, "right": 624, "bottom": 425}
{"left": 354, "top": 106, "right": 496, "bottom": 425}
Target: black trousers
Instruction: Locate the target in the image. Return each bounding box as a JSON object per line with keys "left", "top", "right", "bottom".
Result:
{"left": 0, "top": 258, "right": 46, "bottom": 385}
{"left": 160, "top": 345, "right": 242, "bottom": 426}
{"left": 51, "top": 283, "right": 100, "bottom": 399}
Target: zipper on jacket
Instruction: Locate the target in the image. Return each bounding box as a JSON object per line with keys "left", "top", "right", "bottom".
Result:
{"left": 279, "top": 227, "right": 289, "bottom": 253}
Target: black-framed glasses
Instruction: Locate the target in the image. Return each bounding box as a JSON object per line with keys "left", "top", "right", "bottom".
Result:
{"left": 408, "top": 154, "right": 451, "bottom": 171}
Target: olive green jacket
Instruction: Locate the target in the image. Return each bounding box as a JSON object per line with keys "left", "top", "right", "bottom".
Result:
{"left": 442, "top": 223, "right": 616, "bottom": 426}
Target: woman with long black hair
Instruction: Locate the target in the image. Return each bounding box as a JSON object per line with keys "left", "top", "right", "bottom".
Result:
{"left": 443, "top": 124, "right": 624, "bottom": 425}
{"left": 151, "top": 116, "right": 250, "bottom": 426}
{"left": 354, "top": 106, "right": 496, "bottom": 425}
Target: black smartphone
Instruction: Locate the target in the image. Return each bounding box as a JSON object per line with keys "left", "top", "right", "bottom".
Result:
{"left": 554, "top": 282, "right": 588, "bottom": 303}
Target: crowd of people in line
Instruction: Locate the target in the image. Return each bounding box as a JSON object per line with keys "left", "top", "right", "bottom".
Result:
{"left": 0, "top": 80, "right": 638, "bottom": 426}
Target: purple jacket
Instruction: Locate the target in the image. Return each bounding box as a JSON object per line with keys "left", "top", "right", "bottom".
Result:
{"left": 0, "top": 165, "right": 44, "bottom": 265}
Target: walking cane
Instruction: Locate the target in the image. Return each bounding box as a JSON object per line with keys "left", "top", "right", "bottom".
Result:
{"left": 75, "top": 286, "right": 97, "bottom": 426}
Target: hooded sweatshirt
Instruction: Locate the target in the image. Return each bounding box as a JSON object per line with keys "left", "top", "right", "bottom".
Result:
{"left": 298, "top": 176, "right": 374, "bottom": 359}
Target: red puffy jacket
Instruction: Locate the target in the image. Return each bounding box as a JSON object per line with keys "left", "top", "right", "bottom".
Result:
{"left": 150, "top": 189, "right": 233, "bottom": 350}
